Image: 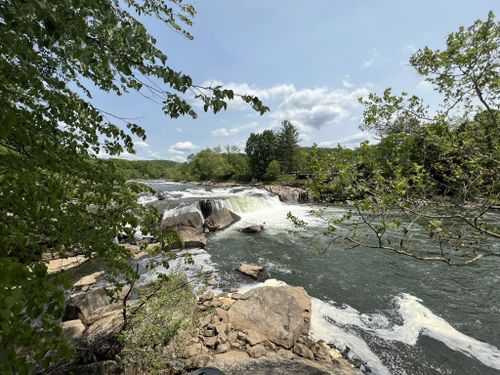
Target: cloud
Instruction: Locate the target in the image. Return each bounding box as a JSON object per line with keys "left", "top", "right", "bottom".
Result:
{"left": 134, "top": 141, "right": 150, "bottom": 151}
{"left": 175, "top": 127, "right": 183, "bottom": 133}
{"left": 212, "top": 121, "right": 259, "bottom": 137}
{"left": 342, "top": 79, "right": 354, "bottom": 88}
{"left": 317, "top": 131, "right": 371, "bottom": 148}
{"left": 170, "top": 141, "right": 198, "bottom": 151}
{"left": 416, "top": 80, "right": 434, "bottom": 93}
{"left": 362, "top": 48, "right": 380, "bottom": 68}
{"left": 363, "top": 59, "right": 374, "bottom": 68}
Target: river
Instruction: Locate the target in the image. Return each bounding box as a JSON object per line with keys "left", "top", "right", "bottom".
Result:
{"left": 139, "top": 181, "right": 500, "bottom": 375}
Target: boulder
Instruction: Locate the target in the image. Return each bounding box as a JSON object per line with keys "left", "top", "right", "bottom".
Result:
{"left": 238, "top": 263, "right": 264, "bottom": 279}
{"left": 264, "top": 185, "right": 311, "bottom": 203}
{"left": 247, "top": 344, "right": 267, "bottom": 358}
{"left": 228, "top": 286, "right": 311, "bottom": 349}
{"left": 199, "top": 199, "right": 216, "bottom": 219}
{"left": 177, "top": 227, "right": 207, "bottom": 248}
{"left": 73, "top": 271, "right": 104, "bottom": 291}
{"left": 161, "top": 212, "right": 204, "bottom": 231}
{"left": 205, "top": 208, "right": 241, "bottom": 231}
{"left": 241, "top": 225, "right": 264, "bottom": 234}
{"left": 46, "top": 255, "right": 87, "bottom": 274}
{"left": 61, "top": 319, "right": 85, "bottom": 339}
{"left": 64, "top": 288, "right": 112, "bottom": 323}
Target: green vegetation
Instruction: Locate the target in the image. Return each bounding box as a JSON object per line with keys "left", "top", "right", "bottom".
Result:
{"left": 0, "top": 0, "right": 267, "bottom": 372}
{"left": 294, "top": 12, "right": 499, "bottom": 266}
{"left": 119, "top": 272, "right": 200, "bottom": 374}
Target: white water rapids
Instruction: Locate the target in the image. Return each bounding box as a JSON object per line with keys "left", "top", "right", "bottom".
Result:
{"left": 138, "top": 182, "right": 500, "bottom": 374}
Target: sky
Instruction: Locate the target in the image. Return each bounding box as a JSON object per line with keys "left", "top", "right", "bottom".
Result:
{"left": 92, "top": 1, "right": 499, "bottom": 161}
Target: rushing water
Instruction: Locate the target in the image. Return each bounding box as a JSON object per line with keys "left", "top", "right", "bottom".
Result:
{"left": 140, "top": 181, "right": 500, "bottom": 375}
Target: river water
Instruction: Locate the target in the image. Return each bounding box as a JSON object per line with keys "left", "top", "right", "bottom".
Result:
{"left": 139, "top": 181, "right": 500, "bottom": 375}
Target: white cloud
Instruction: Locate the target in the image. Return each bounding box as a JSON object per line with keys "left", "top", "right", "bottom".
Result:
{"left": 362, "top": 48, "right": 380, "bottom": 68}
{"left": 212, "top": 121, "right": 259, "bottom": 137}
{"left": 363, "top": 59, "right": 374, "bottom": 68}
{"left": 170, "top": 141, "right": 198, "bottom": 151}
{"left": 134, "top": 141, "right": 150, "bottom": 151}
{"left": 416, "top": 80, "right": 434, "bottom": 93}
{"left": 342, "top": 79, "right": 354, "bottom": 88}
{"left": 175, "top": 127, "right": 183, "bottom": 133}
{"left": 318, "top": 131, "right": 371, "bottom": 148}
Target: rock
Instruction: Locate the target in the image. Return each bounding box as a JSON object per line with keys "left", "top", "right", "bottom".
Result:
{"left": 217, "top": 332, "right": 228, "bottom": 344}
{"left": 61, "top": 319, "right": 85, "bottom": 339}
{"left": 199, "top": 314, "right": 212, "bottom": 328}
{"left": 248, "top": 344, "right": 267, "bottom": 358}
{"left": 176, "top": 226, "right": 207, "bottom": 248}
{"left": 228, "top": 285, "right": 311, "bottom": 349}
{"left": 215, "top": 307, "right": 229, "bottom": 322}
{"left": 238, "top": 263, "right": 264, "bottom": 279}
{"left": 293, "top": 343, "right": 315, "bottom": 360}
{"left": 200, "top": 291, "right": 214, "bottom": 302}
{"left": 216, "top": 342, "right": 231, "bottom": 354}
{"left": 241, "top": 225, "right": 264, "bottom": 234}
{"left": 227, "top": 331, "right": 239, "bottom": 347}
{"left": 56, "top": 360, "right": 120, "bottom": 375}
{"left": 161, "top": 212, "right": 204, "bottom": 231}
{"left": 46, "top": 255, "right": 87, "bottom": 274}
{"left": 263, "top": 340, "right": 276, "bottom": 351}
{"left": 205, "top": 208, "right": 241, "bottom": 231}
{"left": 264, "top": 185, "right": 311, "bottom": 203}
{"left": 199, "top": 199, "right": 216, "bottom": 219}
{"left": 64, "top": 288, "right": 113, "bottom": 323}
{"left": 229, "top": 288, "right": 238, "bottom": 293}
{"left": 185, "top": 354, "right": 212, "bottom": 370}
{"left": 85, "top": 308, "right": 123, "bottom": 339}
{"left": 73, "top": 271, "right": 104, "bottom": 291}
{"left": 277, "top": 348, "right": 295, "bottom": 360}
{"left": 205, "top": 336, "right": 217, "bottom": 348}
{"left": 207, "top": 277, "right": 218, "bottom": 286}
{"left": 218, "top": 297, "right": 235, "bottom": 306}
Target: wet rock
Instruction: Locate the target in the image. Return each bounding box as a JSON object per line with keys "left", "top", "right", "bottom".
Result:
{"left": 241, "top": 224, "right": 264, "bottom": 234}
{"left": 199, "top": 199, "right": 216, "bottom": 219}
{"left": 237, "top": 263, "right": 264, "bottom": 279}
{"left": 205, "top": 208, "right": 241, "bottom": 231}
{"left": 227, "top": 285, "right": 311, "bottom": 349}
{"left": 264, "top": 185, "right": 311, "bottom": 203}
{"left": 177, "top": 227, "right": 207, "bottom": 248}
{"left": 161, "top": 212, "right": 204, "bottom": 231}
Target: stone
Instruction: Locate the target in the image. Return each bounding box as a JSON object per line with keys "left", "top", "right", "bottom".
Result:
{"left": 263, "top": 340, "right": 276, "bottom": 351}
{"left": 199, "top": 199, "right": 216, "bottom": 219}
{"left": 61, "top": 319, "right": 85, "bottom": 339}
{"left": 229, "top": 288, "right": 238, "bottom": 293}
{"left": 277, "top": 348, "right": 295, "bottom": 360}
{"left": 205, "top": 336, "right": 217, "bottom": 348}
{"left": 293, "top": 343, "right": 314, "bottom": 360}
{"left": 200, "top": 291, "right": 214, "bottom": 302}
{"left": 214, "top": 322, "right": 227, "bottom": 335}
{"left": 215, "top": 307, "right": 229, "bottom": 322}
{"left": 237, "top": 263, "right": 264, "bottom": 279}
{"left": 241, "top": 224, "right": 264, "bottom": 234}
{"left": 227, "top": 331, "right": 239, "bottom": 347}
{"left": 217, "top": 332, "right": 228, "bottom": 344}
{"left": 184, "top": 354, "right": 211, "bottom": 370}
{"left": 176, "top": 227, "right": 207, "bottom": 248}
{"left": 161, "top": 212, "right": 203, "bottom": 231}
{"left": 228, "top": 285, "right": 311, "bottom": 349}
{"left": 207, "top": 277, "right": 218, "bottom": 286}
{"left": 216, "top": 342, "right": 231, "bottom": 354}
{"left": 248, "top": 344, "right": 267, "bottom": 358}
{"left": 264, "top": 185, "right": 311, "bottom": 203}
{"left": 198, "top": 314, "right": 212, "bottom": 327}
{"left": 73, "top": 271, "right": 104, "bottom": 291}
{"left": 204, "top": 208, "right": 241, "bottom": 231}
{"left": 64, "top": 288, "right": 113, "bottom": 323}
{"left": 231, "top": 293, "right": 242, "bottom": 300}
{"left": 46, "top": 255, "right": 87, "bottom": 274}
{"left": 218, "top": 297, "right": 235, "bottom": 306}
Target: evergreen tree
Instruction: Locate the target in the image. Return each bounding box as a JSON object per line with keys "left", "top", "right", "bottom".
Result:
{"left": 245, "top": 130, "right": 277, "bottom": 179}
{"left": 276, "top": 120, "right": 300, "bottom": 174}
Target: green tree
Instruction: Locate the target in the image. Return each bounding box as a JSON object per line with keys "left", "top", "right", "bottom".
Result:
{"left": 276, "top": 120, "right": 301, "bottom": 174}
{"left": 298, "top": 12, "right": 499, "bottom": 266}
{"left": 0, "top": 0, "right": 268, "bottom": 371}
{"left": 264, "top": 159, "right": 281, "bottom": 181}
{"left": 245, "top": 130, "right": 278, "bottom": 180}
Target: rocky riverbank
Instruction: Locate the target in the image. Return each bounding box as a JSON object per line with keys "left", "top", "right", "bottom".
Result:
{"left": 51, "top": 267, "right": 362, "bottom": 374}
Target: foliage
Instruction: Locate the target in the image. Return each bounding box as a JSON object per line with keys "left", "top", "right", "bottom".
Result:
{"left": 264, "top": 160, "right": 281, "bottom": 181}
{"left": 245, "top": 130, "right": 278, "bottom": 180}
{"left": 276, "top": 120, "right": 301, "bottom": 173}
{"left": 0, "top": 0, "right": 267, "bottom": 371}
{"left": 300, "top": 12, "right": 500, "bottom": 266}
{"left": 119, "top": 272, "right": 200, "bottom": 374}
{"left": 106, "top": 159, "right": 178, "bottom": 180}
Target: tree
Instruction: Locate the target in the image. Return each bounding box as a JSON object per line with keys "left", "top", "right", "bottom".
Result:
{"left": 296, "top": 12, "right": 499, "bottom": 266}
{"left": 264, "top": 160, "right": 281, "bottom": 181}
{"left": 0, "top": 0, "right": 268, "bottom": 372}
{"left": 245, "top": 130, "right": 278, "bottom": 179}
{"left": 276, "top": 120, "right": 301, "bottom": 174}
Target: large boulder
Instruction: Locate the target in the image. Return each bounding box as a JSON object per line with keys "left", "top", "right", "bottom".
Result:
{"left": 238, "top": 263, "right": 264, "bottom": 279}
{"left": 61, "top": 319, "right": 86, "bottom": 339}
{"left": 264, "top": 185, "right": 311, "bottom": 203}
{"left": 199, "top": 199, "right": 216, "bottom": 219}
{"left": 177, "top": 227, "right": 207, "bottom": 248}
{"left": 205, "top": 208, "right": 240, "bottom": 231}
{"left": 46, "top": 255, "right": 87, "bottom": 274}
{"left": 227, "top": 286, "right": 311, "bottom": 349}
{"left": 161, "top": 212, "right": 204, "bottom": 231}
{"left": 73, "top": 271, "right": 105, "bottom": 291}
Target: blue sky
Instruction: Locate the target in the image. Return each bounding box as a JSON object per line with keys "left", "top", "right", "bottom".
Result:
{"left": 93, "top": 1, "right": 499, "bottom": 161}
